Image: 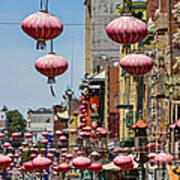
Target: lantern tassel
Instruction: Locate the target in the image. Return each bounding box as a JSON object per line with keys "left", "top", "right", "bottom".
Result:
{"left": 50, "top": 85, "right": 56, "bottom": 97}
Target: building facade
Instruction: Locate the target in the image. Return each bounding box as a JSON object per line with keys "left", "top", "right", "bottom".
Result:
{"left": 84, "top": 0, "right": 123, "bottom": 74}
{"left": 27, "top": 108, "right": 53, "bottom": 143}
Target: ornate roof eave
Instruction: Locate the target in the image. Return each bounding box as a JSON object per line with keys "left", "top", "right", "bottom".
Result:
{"left": 129, "top": 119, "right": 151, "bottom": 129}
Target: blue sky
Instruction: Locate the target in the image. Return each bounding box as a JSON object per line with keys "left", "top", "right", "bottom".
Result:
{"left": 0, "top": 0, "right": 85, "bottom": 117}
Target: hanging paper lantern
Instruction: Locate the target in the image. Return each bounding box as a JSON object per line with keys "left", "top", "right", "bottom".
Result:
{"left": 41, "top": 139, "right": 48, "bottom": 144}
{"left": 21, "top": 10, "right": 63, "bottom": 49}
{"left": 41, "top": 132, "right": 49, "bottom": 137}
{"left": 0, "top": 154, "right": 12, "bottom": 168}
{"left": 113, "top": 155, "right": 132, "bottom": 168}
{"left": 55, "top": 130, "right": 63, "bottom": 136}
{"left": 106, "top": 15, "right": 147, "bottom": 44}
{"left": 72, "top": 157, "right": 91, "bottom": 171}
{"left": 120, "top": 54, "right": 153, "bottom": 76}
{"left": 12, "top": 132, "right": 21, "bottom": 138}
{"left": 24, "top": 133, "right": 33, "bottom": 138}
{"left": 59, "top": 135, "right": 67, "bottom": 142}
{"left": 89, "top": 163, "right": 102, "bottom": 173}
{"left": 23, "top": 162, "right": 34, "bottom": 172}
{"left": 90, "top": 151, "right": 100, "bottom": 158}
{"left": 58, "top": 162, "right": 71, "bottom": 173}
{"left": 35, "top": 53, "right": 68, "bottom": 84}
{"left": 32, "top": 156, "right": 52, "bottom": 171}
{"left": 0, "top": 133, "right": 5, "bottom": 139}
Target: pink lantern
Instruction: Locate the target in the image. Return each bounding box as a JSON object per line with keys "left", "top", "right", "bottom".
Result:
{"left": 113, "top": 155, "right": 132, "bottom": 168}
{"left": 48, "top": 148, "right": 56, "bottom": 153}
{"left": 106, "top": 15, "right": 147, "bottom": 44}
{"left": 69, "top": 129, "right": 77, "bottom": 134}
{"left": 58, "top": 162, "right": 71, "bottom": 173}
{"left": 82, "top": 126, "right": 92, "bottom": 132}
{"left": 120, "top": 54, "right": 153, "bottom": 76}
{"left": 80, "top": 118, "right": 87, "bottom": 123}
{"left": 0, "top": 154, "right": 12, "bottom": 168}
{"left": 24, "top": 133, "right": 33, "bottom": 138}
{"left": 30, "top": 154, "right": 37, "bottom": 159}
{"left": 79, "top": 105, "right": 86, "bottom": 112}
{"left": 59, "top": 136, "right": 67, "bottom": 142}
{"left": 153, "top": 153, "right": 174, "bottom": 167}
{"left": 21, "top": 10, "right": 63, "bottom": 49}
{"left": 73, "top": 147, "right": 79, "bottom": 152}
{"left": 12, "top": 132, "right": 20, "bottom": 138}
{"left": 32, "top": 156, "right": 52, "bottom": 171}
{"left": 78, "top": 123, "right": 86, "bottom": 129}
{"left": 47, "top": 153, "right": 54, "bottom": 159}
{"left": 23, "top": 161, "right": 34, "bottom": 172}
{"left": 3, "top": 142, "right": 11, "bottom": 148}
{"left": 55, "top": 130, "right": 63, "bottom": 136}
{"left": 35, "top": 53, "right": 68, "bottom": 84}
{"left": 89, "top": 163, "right": 102, "bottom": 173}
{"left": 81, "top": 100, "right": 88, "bottom": 105}
{"left": 72, "top": 157, "right": 91, "bottom": 171}
{"left": 51, "top": 165, "right": 59, "bottom": 172}
{"left": 80, "top": 96, "right": 86, "bottom": 102}
{"left": 90, "top": 151, "right": 100, "bottom": 158}
{"left": 66, "top": 154, "right": 73, "bottom": 160}
{"left": 61, "top": 148, "right": 67, "bottom": 153}
{"left": 22, "top": 142, "right": 29, "bottom": 147}
{"left": 41, "top": 132, "right": 49, "bottom": 137}
{"left": 40, "top": 148, "right": 46, "bottom": 154}
{"left": 0, "top": 133, "right": 5, "bottom": 139}
{"left": 41, "top": 139, "right": 48, "bottom": 144}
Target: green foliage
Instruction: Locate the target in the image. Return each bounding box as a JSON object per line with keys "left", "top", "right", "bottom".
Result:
{"left": 6, "top": 110, "right": 27, "bottom": 134}
{"left": 21, "top": 149, "right": 31, "bottom": 163}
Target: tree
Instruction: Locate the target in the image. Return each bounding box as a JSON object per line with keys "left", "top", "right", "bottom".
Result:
{"left": 6, "top": 110, "right": 26, "bottom": 134}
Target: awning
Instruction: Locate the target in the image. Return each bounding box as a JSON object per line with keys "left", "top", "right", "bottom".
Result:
{"left": 102, "top": 162, "right": 120, "bottom": 171}
{"left": 57, "top": 111, "right": 69, "bottom": 120}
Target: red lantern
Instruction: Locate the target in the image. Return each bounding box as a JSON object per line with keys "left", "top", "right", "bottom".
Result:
{"left": 72, "top": 157, "right": 91, "bottom": 171}
{"left": 51, "top": 165, "right": 59, "bottom": 172}
{"left": 3, "top": 142, "right": 11, "bottom": 148}
{"left": 0, "top": 154, "right": 12, "bottom": 168}
{"left": 79, "top": 105, "right": 86, "bottom": 112}
{"left": 113, "top": 155, "right": 132, "bottom": 168}
{"left": 153, "top": 153, "right": 174, "bottom": 167}
{"left": 32, "top": 156, "right": 52, "bottom": 171}
{"left": 23, "top": 161, "right": 34, "bottom": 172}
{"left": 0, "top": 133, "right": 5, "bottom": 139}
{"left": 55, "top": 130, "right": 63, "bottom": 136}
{"left": 80, "top": 96, "right": 86, "bottom": 102}
{"left": 90, "top": 151, "right": 100, "bottom": 158}
{"left": 35, "top": 53, "right": 68, "bottom": 84}
{"left": 41, "top": 139, "right": 48, "bottom": 144}
{"left": 58, "top": 163, "right": 71, "bottom": 173}
{"left": 30, "top": 154, "right": 37, "bottom": 159}
{"left": 120, "top": 54, "right": 153, "bottom": 76}
{"left": 66, "top": 154, "right": 73, "bottom": 160}
{"left": 41, "top": 132, "right": 49, "bottom": 137}
{"left": 47, "top": 153, "right": 54, "bottom": 159}
{"left": 21, "top": 10, "right": 63, "bottom": 49}
{"left": 69, "top": 129, "right": 77, "bottom": 134}
{"left": 24, "top": 133, "right": 33, "bottom": 138}
{"left": 22, "top": 142, "right": 29, "bottom": 147}
{"left": 12, "top": 132, "right": 20, "bottom": 138}
{"left": 106, "top": 15, "right": 147, "bottom": 44}
{"left": 59, "top": 136, "right": 67, "bottom": 142}
{"left": 48, "top": 148, "right": 56, "bottom": 153}
{"left": 61, "top": 148, "right": 67, "bottom": 153}
{"left": 89, "top": 163, "right": 102, "bottom": 173}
